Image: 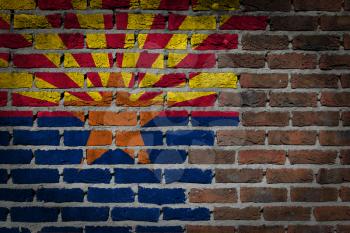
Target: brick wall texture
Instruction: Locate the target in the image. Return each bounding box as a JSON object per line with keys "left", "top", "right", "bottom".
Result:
{"left": 0, "top": 0, "right": 350, "bottom": 232}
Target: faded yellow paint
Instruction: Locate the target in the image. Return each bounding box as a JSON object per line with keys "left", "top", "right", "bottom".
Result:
{"left": 137, "top": 34, "right": 148, "bottom": 49}
{"left": 190, "top": 34, "right": 209, "bottom": 48}
{"left": 139, "top": 0, "right": 161, "bottom": 9}
{"left": 87, "top": 73, "right": 108, "bottom": 87}
{"left": 35, "top": 34, "right": 65, "bottom": 49}
{"left": 0, "top": 14, "right": 10, "bottom": 25}
{"left": 121, "top": 53, "right": 140, "bottom": 68}
{"left": 167, "top": 91, "right": 216, "bottom": 103}
{"left": 76, "top": 14, "right": 106, "bottom": 29}
{"left": 178, "top": 16, "right": 216, "bottom": 30}
{"left": 124, "top": 34, "right": 135, "bottom": 48}
{"left": 129, "top": 91, "right": 163, "bottom": 103}
{"left": 152, "top": 54, "right": 164, "bottom": 69}
{"left": 167, "top": 53, "right": 188, "bottom": 68}
{"left": 0, "top": 58, "right": 8, "bottom": 68}
{"left": 91, "top": 53, "right": 112, "bottom": 68}
{"left": 89, "top": 0, "right": 102, "bottom": 8}
{"left": 64, "top": 91, "right": 103, "bottom": 102}
{"left": 0, "top": 0, "right": 35, "bottom": 10}
{"left": 138, "top": 73, "right": 162, "bottom": 87}
{"left": 138, "top": 34, "right": 187, "bottom": 49}
{"left": 192, "top": 0, "right": 240, "bottom": 10}
{"left": 18, "top": 91, "right": 61, "bottom": 103}
{"left": 34, "top": 73, "right": 84, "bottom": 88}
{"left": 189, "top": 73, "right": 238, "bottom": 88}
{"left": 0, "top": 73, "right": 33, "bottom": 88}
{"left": 86, "top": 34, "right": 107, "bottom": 48}
{"left": 120, "top": 73, "right": 134, "bottom": 87}
{"left": 33, "top": 79, "right": 56, "bottom": 89}
{"left": 220, "top": 15, "right": 233, "bottom": 27}
{"left": 64, "top": 53, "right": 80, "bottom": 68}
{"left": 71, "top": 0, "right": 87, "bottom": 9}
{"left": 44, "top": 54, "right": 61, "bottom": 67}
{"left": 14, "top": 14, "right": 54, "bottom": 29}
{"left": 167, "top": 34, "right": 188, "bottom": 49}
{"left": 126, "top": 14, "right": 156, "bottom": 29}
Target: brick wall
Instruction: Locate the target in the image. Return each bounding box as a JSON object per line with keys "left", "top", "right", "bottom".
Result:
{"left": 0, "top": 0, "right": 349, "bottom": 232}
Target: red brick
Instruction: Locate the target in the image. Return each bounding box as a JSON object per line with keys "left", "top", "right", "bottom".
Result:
{"left": 269, "top": 130, "right": 317, "bottom": 145}
{"left": 241, "top": 0, "right": 291, "bottom": 11}
{"left": 270, "top": 16, "right": 318, "bottom": 31}
{"left": 317, "top": 168, "right": 350, "bottom": 184}
{"left": 291, "top": 187, "right": 338, "bottom": 202}
{"left": 215, "top": 169, "right": 263, "bottom": 183}
{"left": 344, "top": 34, "right": 350, "bottom": 49}
{"left": 294, "top": 0, "right": 342, "bottom": 11}
{"left": 242, "top": 34, "right": 289, "bottom": 50}
{"left": 218, "top": 53, "right": 265, "bottom": 68}
{"left": 341, "top": 74, "right": 350, "bottom": 87}
{"left": 270, "top": 92, "right": 317, "bottom": 107}
{"left": 292, "top": 111, "right": 339, "bottom": 126}
{"left": 292, "top": 35, "right": 340, "bottom": 51}
{"left": 238, "top": 150, "right": 286, "bottom": 165}
{"left": 267, "top": 53, "right": 317, "bottom": 69}
{"left": 340, "top": 150, "right": 350, "bottom": 164}
{"left": 341, "top": 112, "right": 350, "bottom": 126}
{"left": 240, "top": 187, "right": 287, "bottom": 203}
{"left": 319, "top": 131, "right": 350, "bottom": 146}
{"left": 266, "top": 169, "right": 314, "bottom": 183}
{"left": 320, "top": 55, "right": 350, "bottom": 70}
{"left": 188, "top": 149, "right": 235, "bottom": 164}
{"left": 264, "top": 206, "right": 311, "bottom": 221}
{"left": 287, "top": 225, "right": 333, "bottom": 233}
{"left": 239, "top": 226, "right": 284, "bottom": 233}
{"left": 242, "top": 112, "right": 289, "bottom": 126}
{"left": 314, "top": 206, "right": 350, "bottom": 221}
{"left": 189, "top": 188, "right": 237, "bottom": 203}
{"left": 89, "top": 111, "right": 137, "bottom": 126}
{"left": 217, "top": 130, "right": 265, "bottom": 146}
{"left": 186, "top": 225, "right": 235, "bottom": 233}
{"left": 340, "top": 187, "right": 350, "bottom": 201}
{"left": 291, "top": 74, "right": 339, "bottom": 88}
{"left": 338, "top": 225, "right": 350, "bottom": 233}
{"left": 240, "top": 73, "right": 288, "bottom": 88}
{"left": 288, "top": 150, "right": 337, "bottom": 164}
{"left": 219, "top": 91, "right": 267, "bottom": 107}
{"left": 214, "top": 207, "right": 260, "bottom": 220}
{"left": 321, "top": 92, "right": 350, "bottom": 107}
{"left": 320, "top": 16, "right": 350, "bottom": 31}
{"left": 346, "top": 0, "right": 350, "bottom": 10}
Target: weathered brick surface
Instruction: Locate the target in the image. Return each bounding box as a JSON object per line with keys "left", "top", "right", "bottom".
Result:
{"left": 0, "top": 0, "right": 348, "bottom": 231}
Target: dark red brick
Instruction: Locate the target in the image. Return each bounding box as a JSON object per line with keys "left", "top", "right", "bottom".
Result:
{"left": 291, "top": 187, "right": 338, "bottom": 202}
{"left": 268, "top": 53, "right": 317, "bottom": 69}
{"left": 266, "top": 169, "right": 314, "bottom": 183}
{"left": 292, "top": 111, "right": 339, "bottom": 126}
{"left": 242, "top": 34, "right": 289, "bottom": 50}
{"left": 289, "top": 150, "right": 337, "bottom": 164}
{"left": 219, "top": 91, "right": 267, "bottom": 107}
{"left": 291, "top": 74, "right": 339, "bottom": 88}
{"left": 240, "top": 73, "right": 288, "bottom": 88}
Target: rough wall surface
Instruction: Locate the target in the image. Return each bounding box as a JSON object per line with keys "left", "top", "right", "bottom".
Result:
{"left": 0, "top": 0, "right": 349, "bottom": 232}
